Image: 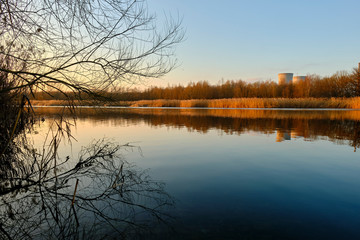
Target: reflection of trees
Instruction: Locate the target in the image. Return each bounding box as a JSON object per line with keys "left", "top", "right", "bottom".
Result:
{"left": 35, "top": 108, "right": 360, "bottom": 150}
{"left": 352, "top": 121, "right": 360, "bottom": 152}
{"left": 0, "top": 136, "right": 174, "bottom": 239}
{"left": 0, "top": 95, "right": 34, "bottom": 183}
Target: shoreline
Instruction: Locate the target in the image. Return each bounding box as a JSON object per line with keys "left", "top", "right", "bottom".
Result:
{"left": 29, "top": 98, "right": 360, "bottom": 109}
{"left": 32, "top": 105, "right": 359, "bottom": 111}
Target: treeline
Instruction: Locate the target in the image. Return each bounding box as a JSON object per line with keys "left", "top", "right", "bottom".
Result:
{"left": 33, "top": 68, "right": 360, "bottom": 101}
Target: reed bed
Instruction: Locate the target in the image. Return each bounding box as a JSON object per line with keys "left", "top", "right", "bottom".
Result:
{"left": 31, "top": 97, "right": 360, "bottom": 109}
{"left": 130, "top": 98, "right": 360, "bottom": 109}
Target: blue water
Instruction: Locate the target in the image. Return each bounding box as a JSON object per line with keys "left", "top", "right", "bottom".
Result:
{"left": 34, "top": 108, "right": 360, "bottom": 239}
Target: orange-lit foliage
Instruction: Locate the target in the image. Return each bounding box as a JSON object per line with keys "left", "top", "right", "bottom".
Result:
{"left": 31, "top": 67, "right": 360, "bottom": 101}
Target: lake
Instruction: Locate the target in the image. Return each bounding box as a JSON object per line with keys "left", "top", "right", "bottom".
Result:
{"left": 31, "top": 107, "right": 360, "bottom": 239}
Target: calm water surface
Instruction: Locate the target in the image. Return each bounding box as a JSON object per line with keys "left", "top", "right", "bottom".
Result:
{"left": 33, "top": 107, "right": 360, "bottom": 239}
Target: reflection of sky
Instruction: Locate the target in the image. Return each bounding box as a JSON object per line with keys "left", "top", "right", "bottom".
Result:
{"left": 31, "top": 112, "right": 360, "bottom": 239}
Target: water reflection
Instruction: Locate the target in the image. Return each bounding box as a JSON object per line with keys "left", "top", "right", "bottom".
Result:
{"left": 27, "top": 107, "right": 360, "bottom": 239}
{"left": 276, "top": 130, "right": 291, "bottom": 142}
{"left": 35, "top": 107, "right": 360, "bottom": 151}
{"left": 0, "top": 139, "right": 174, "bottom": 239}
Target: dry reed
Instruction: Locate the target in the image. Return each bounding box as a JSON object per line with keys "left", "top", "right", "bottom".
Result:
{"left": 30, "top": 98, "right": 360, "bottom": 109}
{"left": 129, "top": 98, "right": 360, "bottom": 109}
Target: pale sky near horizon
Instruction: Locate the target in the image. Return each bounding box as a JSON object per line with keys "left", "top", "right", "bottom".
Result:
{"left": 144, "top": 0, "right": 360, "bottom": 88}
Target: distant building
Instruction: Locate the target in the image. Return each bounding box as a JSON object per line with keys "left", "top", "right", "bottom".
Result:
{"left": 293, "top": 76, "right": 306, "bottom": 84}
{"left": 278, "top": 73, "right": 293, "bottom": 84}
{"left": 278, "top": 73, "right": 307, "bottom": 84}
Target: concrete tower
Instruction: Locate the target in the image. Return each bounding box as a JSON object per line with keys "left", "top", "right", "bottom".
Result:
{"left": 278, "top": 73, "right": 293, "bottom": 84}
{"left": 293, "top": 76, "right": 306, "bottom": 84}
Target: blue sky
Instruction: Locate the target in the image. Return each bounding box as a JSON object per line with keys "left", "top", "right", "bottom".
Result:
{"left": 146, "top": 0, "right": 360, "bottom": 87}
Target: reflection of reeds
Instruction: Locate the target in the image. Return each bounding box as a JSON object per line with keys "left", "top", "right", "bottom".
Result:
{"left": 34, "top": 107, "right": 360, "bottom": 150}
{"left": 34, "top": 106, "right": 360, "bottom": 121}
{"left": 31, "top": 98, "right": 360, "bottom": 109}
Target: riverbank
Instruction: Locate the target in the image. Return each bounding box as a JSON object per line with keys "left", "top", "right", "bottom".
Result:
{"left": 30, "top": 97, "right": 360, "bottom": 109}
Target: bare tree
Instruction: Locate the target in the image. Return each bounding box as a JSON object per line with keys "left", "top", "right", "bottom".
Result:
{"left": 0, "top": 1, "right": 182, "bottom": 238}
{"left": 0, "top": 0, "right": 183, "bottom": 186}
{"left": 0, "top": 0, "right": 183, "bottom": 99}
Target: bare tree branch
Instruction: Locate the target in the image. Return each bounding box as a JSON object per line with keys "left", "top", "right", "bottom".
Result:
{"left": 0, "top": 0, "right": 184, "bottom": 99}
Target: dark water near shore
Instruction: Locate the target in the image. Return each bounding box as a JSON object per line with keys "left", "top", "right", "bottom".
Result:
{"left": 33, "top": 107, "right": 360, "bottom": 239}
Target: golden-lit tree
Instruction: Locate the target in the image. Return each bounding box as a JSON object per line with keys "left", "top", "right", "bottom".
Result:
{"left": 351, "top": 65, "right": 360, "bottom": 96}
